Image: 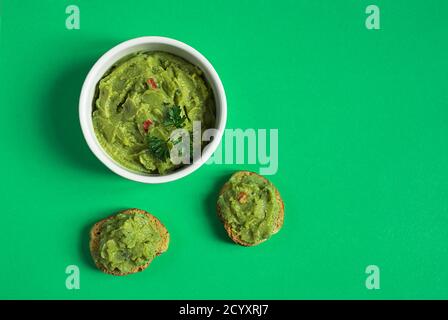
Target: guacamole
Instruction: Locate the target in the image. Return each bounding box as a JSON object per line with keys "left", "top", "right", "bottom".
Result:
{"left": 92, "top": 51, "right": 215, "bottom": 174}
{"left": 96, "top": 213, "right": 162, "bottom": 274}
{"left": 217, "top": 172, "right": 282, "bottom": 245}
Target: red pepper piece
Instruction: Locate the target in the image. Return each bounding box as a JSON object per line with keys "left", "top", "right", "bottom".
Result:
{"left": 143, "top": 119, "right": 153, "bottom": 132}
{"left": 147, "top": 78, "right": 157, "bottom": 89}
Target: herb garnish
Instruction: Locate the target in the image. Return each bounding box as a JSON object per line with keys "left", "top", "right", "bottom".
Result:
{"left": 163, "top": 106, "right": 187, "bottom": 128}
{"left": 147, "top": 136, "right": 170, "bottom": 161}
{"left": 147, "top": 106, "right": 189, "bottom": 161}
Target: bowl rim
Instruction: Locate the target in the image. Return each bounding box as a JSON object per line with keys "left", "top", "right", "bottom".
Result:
{"left": 79, "top": 36, "right": 227, "bottom": 184}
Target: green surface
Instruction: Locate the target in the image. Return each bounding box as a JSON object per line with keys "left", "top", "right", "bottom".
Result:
{"left": 1, "top": 0, "right": 448, "bottom": 299}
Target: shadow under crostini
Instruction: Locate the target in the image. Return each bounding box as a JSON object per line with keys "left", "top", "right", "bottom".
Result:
{"left": 203, "top": 171, "right": 236, "bottom": 244}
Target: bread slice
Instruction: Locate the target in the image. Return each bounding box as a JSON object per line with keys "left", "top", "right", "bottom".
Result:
{"left": 90, "top": 208, "right": 169, "bottom": 276}
{"left": 217, "top": 171, "right": 284, "bottom": 246}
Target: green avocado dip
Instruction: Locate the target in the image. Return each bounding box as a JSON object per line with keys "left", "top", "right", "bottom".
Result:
{"left": 217, "top": 173, "right": 281, "bottom": 245}
{"left": 96, "top": 213, "right": 162, "bottom": 274}
{"left": 92, "top": 51, "right": 216, "bottom": 174}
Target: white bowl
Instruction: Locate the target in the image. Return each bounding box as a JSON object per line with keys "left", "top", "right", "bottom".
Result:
{"left": 79, "top": 36, "right": 227, "bottom": 183}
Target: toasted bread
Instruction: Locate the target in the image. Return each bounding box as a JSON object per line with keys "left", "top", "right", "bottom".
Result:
{"left": 217, "top": 171, "right": 284, "bottom": 246}
{"left": 89, "top": 208, "right": 169, "bottom": 276}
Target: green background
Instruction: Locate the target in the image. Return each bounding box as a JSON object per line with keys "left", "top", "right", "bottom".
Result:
{"left": 1, "top": 0, "right": 447, "bottom": 299}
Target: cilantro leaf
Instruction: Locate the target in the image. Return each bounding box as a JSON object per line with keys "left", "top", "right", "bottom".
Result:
{"left": 147, "top": 136, "right": 170, "bottom": 161}
{"left": 163, "top": 106, "right": 187, "bottom": 128}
